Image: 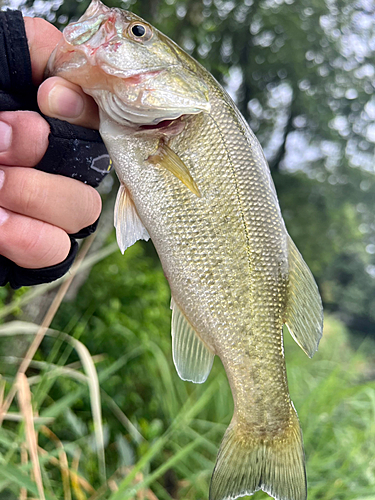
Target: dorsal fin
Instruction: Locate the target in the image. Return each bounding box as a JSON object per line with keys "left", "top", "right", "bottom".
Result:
{"left": 171, "top": 298, "right": 214, "bottom": 383}
{"left": 284, "top": 236, "right": 323, "bottom": 358}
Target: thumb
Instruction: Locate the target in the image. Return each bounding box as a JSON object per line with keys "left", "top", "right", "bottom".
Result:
{"left": 24, "top": 17, "right": 62, "bottom": 85}
{"left": 38, "top": 76, "right": 100, "bottom": 130}
{"left": 24, "top": 17, "right": 100, "bottom": 130}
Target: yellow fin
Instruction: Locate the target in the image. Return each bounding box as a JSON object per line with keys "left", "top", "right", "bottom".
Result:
{"left": 285, "top": 236, "right": 323, "bottom": 358}
{"left": 210, "top": 410, "right": 306, "bottom": 500}
{"left": 148, "top": 142, "right": 201, "bottom": 197}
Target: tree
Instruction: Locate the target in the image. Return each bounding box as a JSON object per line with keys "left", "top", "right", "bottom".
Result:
{"left": 17, "top": 0, "right": 375, "bottom": 333}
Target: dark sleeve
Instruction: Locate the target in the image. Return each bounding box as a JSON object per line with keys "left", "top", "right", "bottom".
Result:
{"left": 0, "top": 9, "right": 111, "bottom": 289}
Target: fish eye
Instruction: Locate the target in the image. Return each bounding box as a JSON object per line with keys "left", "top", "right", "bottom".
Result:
{"left": 128, "top": 22, "right": 153, "bottom": 42}
{"left": 132, "top": 24, "right": 145, "bottom": 37}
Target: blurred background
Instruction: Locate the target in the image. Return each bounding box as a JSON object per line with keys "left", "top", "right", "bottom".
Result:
{"left": 0, "top": 0, "right": 374, "bottom": 498}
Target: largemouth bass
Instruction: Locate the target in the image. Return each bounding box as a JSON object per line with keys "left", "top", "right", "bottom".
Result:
{"left": 47, "top": 1, "right": 323, "bottom": 498}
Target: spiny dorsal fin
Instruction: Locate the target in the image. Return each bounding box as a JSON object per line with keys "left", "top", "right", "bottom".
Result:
{"left": 171, "top": 298, "right": 214, "bottom": 383}
{"left": 285, "top": 236, "right": 323, "bottom": 358}
{"left": 148, "top": 141, "right": 201, "bottom": 197}
{"left": 114, "top": 184, "right": 150, "bottom": 254}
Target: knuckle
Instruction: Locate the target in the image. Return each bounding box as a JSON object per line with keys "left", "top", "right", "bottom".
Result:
{"left": 9, "top": 111, "right": 50, "bottom": 167}
{"left": 21, "top": 222, "right": 69, "bottom": 268}
{"left": 18, "top": 220, "right": 45, "bottom": 259}
{"left": 87, "top": 187, "right": 102, "bottom": 223}
{"left": 19, "top": 113, "right": 50, "bottom": 166}
{"left": 0, "top": 111, "right": 50, "bottom": 167}
{"left": 17, "top": 169, "right": 47, "bottom": 215}
{"left": 71, "top": 186, "right": 102, "bottom": 232}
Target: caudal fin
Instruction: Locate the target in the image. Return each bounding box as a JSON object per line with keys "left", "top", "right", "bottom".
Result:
{"left": 209, "top": 411, "right": 306, "bottom": 500}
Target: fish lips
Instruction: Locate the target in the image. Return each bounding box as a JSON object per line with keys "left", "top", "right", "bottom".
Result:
{"left": 46, "top": 40, "right": 90, "bottom": 81}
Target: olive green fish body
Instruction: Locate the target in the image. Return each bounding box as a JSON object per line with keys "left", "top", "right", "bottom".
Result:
{"left": 48, "top": 3, "right": 323, "bottom": 498}
{"left": 103, "top": 77, "right": 291, "bottom": 419}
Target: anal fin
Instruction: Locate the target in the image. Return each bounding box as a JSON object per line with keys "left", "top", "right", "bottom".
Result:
{"left": 171, "top": 298, "right": 214, "bottom": 383}
{"left": 285, "top": 236, "right": 323, "bottom": 358}
{"left": 114, "top": 184, "right": 150, "bottom": 254}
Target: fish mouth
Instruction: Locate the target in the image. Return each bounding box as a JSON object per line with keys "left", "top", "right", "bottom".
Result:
{"left": 139, "top": 118, "right": 177, "bottom": 130}
{"left": 137, "top": 116, "right": 188, "bottom": 136}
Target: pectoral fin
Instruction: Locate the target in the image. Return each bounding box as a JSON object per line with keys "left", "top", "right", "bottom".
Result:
{"left": 148, "top": 142, "right": 201, "bottom": 197}
{"left": 114, "top": 184, "right": 150, "bottom": 254}
{"left": 171, "top": 298, "right": 214, "bottom": 383}
{"left": 284, "top": 236, "right": 323, "bottom": 358}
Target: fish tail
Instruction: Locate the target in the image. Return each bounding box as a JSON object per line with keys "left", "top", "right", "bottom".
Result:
{"left": 209, "top": 409, "right": 306, "bottom": 500}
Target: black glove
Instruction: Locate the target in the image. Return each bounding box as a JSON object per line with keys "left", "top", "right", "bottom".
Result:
{"left": 0, "top": 10, "right": 110, "bottom": 289}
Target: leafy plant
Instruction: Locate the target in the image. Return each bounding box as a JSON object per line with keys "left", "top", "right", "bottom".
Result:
{"left": 0, "top": 238, "right": 374, "bottom": 499}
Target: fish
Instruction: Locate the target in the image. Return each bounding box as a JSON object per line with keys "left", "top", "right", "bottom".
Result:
{"left": 47, "top": 1, "right": 323, "bottom": 498}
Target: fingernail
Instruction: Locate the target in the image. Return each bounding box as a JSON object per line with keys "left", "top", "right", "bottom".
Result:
{"left": 0, "top": 207, "right": 9, "bottom": 226}
{"left": 0, "top": 121, "right": 12, "bottom": 152}
{"left": 48, "top": 85, "right": 85, "bottom": 118}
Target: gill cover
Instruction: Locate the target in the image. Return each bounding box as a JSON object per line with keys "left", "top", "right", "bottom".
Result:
{"left": 47, "top": 0, "right": 210, "bottom": 125}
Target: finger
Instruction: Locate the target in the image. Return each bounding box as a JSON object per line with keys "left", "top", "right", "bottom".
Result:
{"left": 0, "top": 207, "right": 71, "bottom": 269}
{"left": 0, "top": 111, "right": 50, "bottom": 167}
{"left": 0, "top": 167, "right": 102, "bottom": 234}
{"left": 24, "top": 17, "right": 63, "bottom": 86}
{"left": 38, "top": 76, "right": 100, "bottom": 129}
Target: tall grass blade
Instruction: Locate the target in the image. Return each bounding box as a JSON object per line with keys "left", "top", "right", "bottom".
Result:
{"left": 19, "top": 443, "right": 27, "bottom": 500}
{"left": 110, "top": 379, "right": 219, "bottom": 499}
{"left": 0, "top": 321, "right": 106, "bottom": 480}
{"left": 68, "top": 335, "right": 106, "bottom": 481}
{"left": 0, "top": 461, "right": 52, "bottom": 498}
{"left": 0, "top": 235, "right": 96, "bottom": 426}
{"left": 71, "top": 450, "right": 88, "bottom": 500}
{"left": 17, "top": 373, "right": 46, "bottom": 500}
{"left": 40, "top": 426, "right": 72, "bottom": 500}
{"left": 120, "top": 435, "right": 207, "bottom": 500}
{"left": 102, "top": 391, "right": 145, "bottom": 444}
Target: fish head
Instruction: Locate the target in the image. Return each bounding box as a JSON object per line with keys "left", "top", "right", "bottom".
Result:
{"left": 47, "top": 0, "right": 210, "bottom": 126}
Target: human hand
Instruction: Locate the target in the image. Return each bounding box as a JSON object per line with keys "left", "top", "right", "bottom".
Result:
{"left": 0, "top": 17, "right": 102, "bottom": 270}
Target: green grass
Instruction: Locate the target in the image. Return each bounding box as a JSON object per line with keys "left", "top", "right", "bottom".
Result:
{"left": 0, "top": 237, "right": 374, "bottom": 499}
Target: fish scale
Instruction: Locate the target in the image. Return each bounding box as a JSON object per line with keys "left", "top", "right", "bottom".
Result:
{"left": 48, "top": 1, "right": 323, "bottom": 498}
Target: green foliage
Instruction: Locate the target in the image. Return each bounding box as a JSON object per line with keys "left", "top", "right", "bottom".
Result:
{"left": 17, "top": 0, "right": 375, "bottom": 333}
{"left": 274, "top": 170, "right": 375, "bottom": 327}
{"left": 0, "top": 242, "right": 375, "bottom": 498}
